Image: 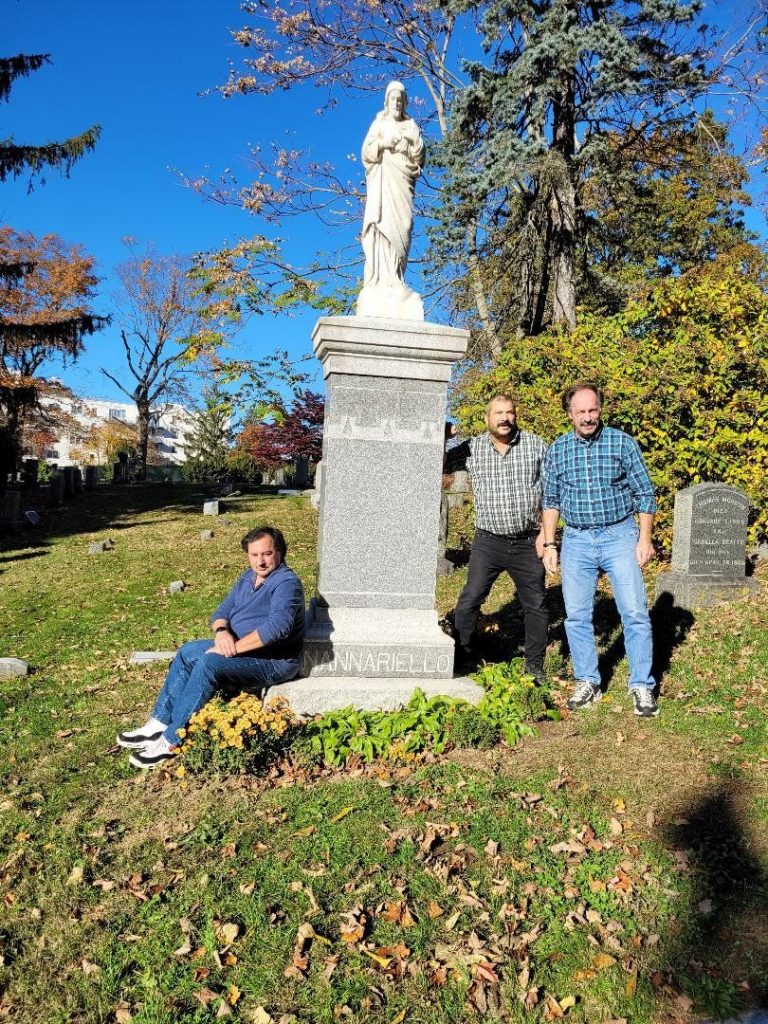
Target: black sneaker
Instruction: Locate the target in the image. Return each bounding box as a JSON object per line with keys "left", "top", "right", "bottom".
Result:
{"left": 454, "top": 644, "right": 476, "bottom": 674}
{"left": 525, "top": 664, "right": 546, "bottom": 685}
{"left": 567, "top": 680, "right": 602, "bottom": 711}
{"left": 117, "top": 718, "right": 166, "bottom": 748}
{"left": 630, "top": 687, "right": 659, "bottom": 718}
{"left": 128, "top": 736, "right": 177, "bottom": 768}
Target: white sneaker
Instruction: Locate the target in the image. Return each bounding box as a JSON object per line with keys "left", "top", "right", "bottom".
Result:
{"left": 567, "top": 680, "right": 602, "bottom": 711}
{"left": 117, "top": 716, "right": 167, "bottom": 748}
{"left": 128, "top": 735, "right": 177, "bottom": 769}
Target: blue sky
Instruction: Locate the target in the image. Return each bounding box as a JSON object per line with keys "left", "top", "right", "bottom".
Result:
{"left": 3, "top": 0, "right": 370, "bottom": 403}
{"left": 4, "top": 0, "right": 766, "bottom": 409}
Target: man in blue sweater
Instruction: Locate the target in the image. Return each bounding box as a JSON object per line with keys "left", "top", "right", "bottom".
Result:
{"left": 541, "top": 384, "right": 658, "bottom": 718}
{"left": 118, "top": 525, "right": 305, "bottom": 768}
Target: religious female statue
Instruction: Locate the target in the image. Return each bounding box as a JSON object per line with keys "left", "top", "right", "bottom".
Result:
{"left": 358, "top": 81, "right": 425, "bottom": 320}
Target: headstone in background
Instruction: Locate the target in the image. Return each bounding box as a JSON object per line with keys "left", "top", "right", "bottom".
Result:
{"left": 273, "top": 467, "right": 287, "bottom": 487}
{"left": 294, "top": 454, "right": 310, "bottom": 488}
{"left": 49, "top": 473, "right": 64, "bottom": 506}
{"left": 1, "top": 490, "right": 21, "bottom": 524}
{"left": 88, "top": 540, "right": 114, "bottom": 555}
{"left": 22, "top": 459, "right": 38, "bottom": 487}
{"left": 200, "top": 529, "right": 214, "bottom": 541}
{"left": 24, "top": 510, "right": 40, "bottom": 527}
{"left": 72, "top": 467, "right": 83, "bottom": 494}
{"left": 437, "top": 469, "right": 471, "bottom": 576}
{"left": 168, "top": 580, "right": 187, "bottom": 594}
{"left": 62, "top": 466, "right": 75, "bottom": 498}
{"left": 84, "top": 466, "right": 98, "bottom": 490}
{"left": 203, "top": 500, "right": 219, "bottom": 516}
{"left": 436, "top": 493, "right": 453, "bottom": 576}
{"left": 311, "top": 460, "right": 324, "bottom": 511}
{"left": 113, "top": 451, "right": 129, "bottom": 484}
{"left": 445, "top": 469, "right": 470, "bottom": 509}
{"left": 0, "top": 658, "right": 29, "bottom": 678}
{"left": 129, "top": 651, "right": 176, "bottom": 665}
{"left": 655, "top": 483, "right": 759, "bottom": 610}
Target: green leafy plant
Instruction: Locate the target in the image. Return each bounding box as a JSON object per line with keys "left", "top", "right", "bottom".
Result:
{"left": 445, "top": 703, "right": 499, "bottom": 748}
{"left": 471, "top": 658, "right": 560, "bottom": 744}
{"left": 681, "top": 972, "right": 748, "bottom": 1019}
{"left": 296, "top": 689, "right": 460, "bottom": 767}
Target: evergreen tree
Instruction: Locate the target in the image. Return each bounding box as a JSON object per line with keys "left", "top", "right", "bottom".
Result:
{"left": 434, "top": 0, "right": 715, "bottom": 338}
{"left": 0, "top": 54, "right": 100, "bottom": 186}
{"left": 183, "top": 384, "right": 233, "bottom": 485}
{"left": 1, "top": 54, "right": 103, "bottom": 481}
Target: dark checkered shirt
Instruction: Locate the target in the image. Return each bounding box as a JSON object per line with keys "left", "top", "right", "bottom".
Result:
{"left": 445, "top": 430, "right": 546, "bottom": 536}
{"left": 542, "top": 424, "right": 657, "bottom": 528}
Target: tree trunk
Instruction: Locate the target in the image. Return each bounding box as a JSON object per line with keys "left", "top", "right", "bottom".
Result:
{"left": 136, "top": 397, "right": 150, "bottom": 481}
{"left": 550, "top": 69, "right": 577, "bottom": 331}
{"left": 466, "top": 223, "right": 501, "bottom": 357}
{"left": 549, "top": 178, "right": 577, "bottom": 330}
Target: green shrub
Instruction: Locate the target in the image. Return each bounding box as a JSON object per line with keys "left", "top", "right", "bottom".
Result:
{"left": 445, "top": 704, "right": 499, "bottom": 748}
{"left": 454, "top": 245, "right": 768, "bottom": 548}
{"left": 471, "top": 658, "right": 560, "bottom": 743}
{"left": 296, "top": 689, "right": 458, "bottom": 767}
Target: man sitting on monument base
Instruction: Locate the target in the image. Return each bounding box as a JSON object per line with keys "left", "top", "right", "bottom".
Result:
{"left": 118, "top": 526, "right": 306, "bottom": 769}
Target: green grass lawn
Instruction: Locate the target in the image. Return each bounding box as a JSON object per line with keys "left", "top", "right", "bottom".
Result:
{"left": 1, "top": 485, "right": 766, "bottom": 1024}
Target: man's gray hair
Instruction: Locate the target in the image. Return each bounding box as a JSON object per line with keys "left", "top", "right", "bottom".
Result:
{"left": 562, "top": 382, "right": 604, "bottom": 413}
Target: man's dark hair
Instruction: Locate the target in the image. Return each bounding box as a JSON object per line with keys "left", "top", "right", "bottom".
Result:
{"left": 241, "top": 526, "right": 287, "bottom": 558}
{"left": 562, "top": 382, "right": 604, "bottom": 413}
{"left": 486, "top": 393, "right": 518, "bottom": 414}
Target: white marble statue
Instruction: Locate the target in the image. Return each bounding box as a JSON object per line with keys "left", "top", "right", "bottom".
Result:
{"left": 357, "top": 81, "right": 425, "bottom": 320}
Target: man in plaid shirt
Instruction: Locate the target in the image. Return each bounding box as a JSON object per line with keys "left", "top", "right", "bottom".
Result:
{"left": 541, "top": 383, "right": 659, "bottom": 718}
{"left": 445, "top": 394, "right": 548, "bottom": 677}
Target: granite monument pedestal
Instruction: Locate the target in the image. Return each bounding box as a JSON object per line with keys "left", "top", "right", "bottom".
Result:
{"left": 298, "top": 315, "right": 481, "bottom": 710}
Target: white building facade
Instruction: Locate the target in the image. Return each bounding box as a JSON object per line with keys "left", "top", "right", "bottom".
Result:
{"left": 35, "top": 393, "right": 196, "bottom": 467}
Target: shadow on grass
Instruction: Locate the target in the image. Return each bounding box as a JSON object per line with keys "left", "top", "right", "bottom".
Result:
{"left": 0, "top": 483, "right": 278, "bottom": 555}
{"left": 656, "top": 786, "right": 768, "bottom": 1017}
{"left": 0, "top": 550, "right": 49, "bottom": 564}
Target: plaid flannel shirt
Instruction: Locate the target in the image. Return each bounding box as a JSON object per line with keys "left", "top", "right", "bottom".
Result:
{"left": 445, "top": 430, "right": 546, "bottom": 536}
{"left": 542, "top": 425, "right": 657, "bottom": 529}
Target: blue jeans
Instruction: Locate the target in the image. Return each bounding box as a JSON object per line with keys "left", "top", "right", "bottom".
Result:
{"left": 560, "top": 518, "right": 654, "bottom": 690}
{"left": 152, "top": 640, "right": 300, "bottom": 744}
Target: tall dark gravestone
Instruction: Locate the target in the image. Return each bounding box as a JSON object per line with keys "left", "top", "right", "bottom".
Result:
{"left": 655, "top": 483, "right": 759, "bottom": 609}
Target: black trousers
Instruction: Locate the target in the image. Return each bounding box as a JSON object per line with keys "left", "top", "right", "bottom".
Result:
{"left": 454, "top": 529, "right": 548, "bottom": 670}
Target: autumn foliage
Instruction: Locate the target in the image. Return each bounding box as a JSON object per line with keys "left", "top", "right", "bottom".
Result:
{"left": 235, "top": 390, "right": 324, "bottom": 472}
{"left": 455, "top": 246, "right": 768, "bottom": 548}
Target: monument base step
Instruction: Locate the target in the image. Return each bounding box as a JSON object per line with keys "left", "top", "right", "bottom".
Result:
{"left": 263, "top": 675, "right": 483, "bottom": 717}
{"left": 655, "top": 571, "right": 760, "bottom": 611}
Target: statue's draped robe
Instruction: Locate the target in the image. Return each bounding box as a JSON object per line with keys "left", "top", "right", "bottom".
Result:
{"left": 361, "top": 113, "right": 424, "bottom": 289}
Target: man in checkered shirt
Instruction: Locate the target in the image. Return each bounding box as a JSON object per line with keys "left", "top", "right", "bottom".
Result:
{"left": 444, "top": 394, "right": 548, "bottom": 678}
{"left": 541, "top": 383, "right": 659, "bottom": 718}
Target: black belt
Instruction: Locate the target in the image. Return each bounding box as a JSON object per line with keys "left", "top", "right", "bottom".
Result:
{"left": 478, "top": 527, "right": 537, "bottom": 541}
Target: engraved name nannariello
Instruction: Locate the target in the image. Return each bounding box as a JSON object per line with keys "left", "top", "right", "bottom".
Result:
{"left": 306, "top": 649, "right": 452, "bottom": 676}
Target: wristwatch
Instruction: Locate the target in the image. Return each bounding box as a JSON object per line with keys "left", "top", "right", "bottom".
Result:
{"left": 543, "top": 542, "right": 558, "bottom": 549}
{"left": 214, "top": 625, "right": 229, "bottom": 634}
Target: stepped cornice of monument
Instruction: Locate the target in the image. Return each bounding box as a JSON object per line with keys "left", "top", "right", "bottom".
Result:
{"left": 312, "top": 316, "right": 470, "bottom": 381}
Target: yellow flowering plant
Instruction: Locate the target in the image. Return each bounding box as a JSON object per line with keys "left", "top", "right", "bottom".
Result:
{"left": 179, "top": 693, "right": 297, "bottom": 775}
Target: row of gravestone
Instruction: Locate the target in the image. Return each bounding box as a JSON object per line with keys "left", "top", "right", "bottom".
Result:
{"left": 1, "top": 464, "right": 103, "bottom": 527}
